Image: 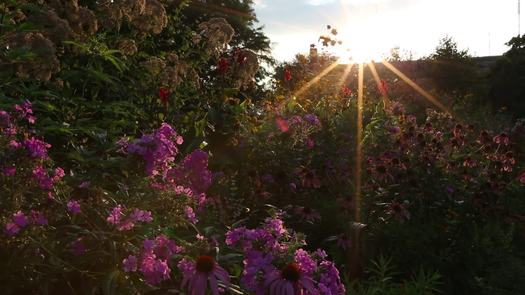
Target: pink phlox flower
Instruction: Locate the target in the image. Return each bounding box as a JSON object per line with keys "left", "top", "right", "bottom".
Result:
{"left": 140, "top": 252, "right": 171, "bottom": 285}
{"left": 184, "top": 206, "right": 198, "bottom": 224}
{"left": 123, "top": 255, "right": 138, "bottom": 272}
{"left": 53, "top": 167, "right": 65, "bottom": 182}
{"left": 294, "top": 249, "right": 317, "bottom": 276}
{"left": 318, "top": 260, "right": 346, "bottom": 295}
{"left": 2, "top": 167, "right": 16, "bottom": 176}
{"left": 130, "top": 208, "right": 153, "bottom": 223}
{"left": 168, "top": 150, "right": 213, "bottom": 195}
{"left": 4, "top": 222, "right": 20, "bottom": 236}
{"left": 32, "top": 166, "right": 53, "bottom": 190}
{"left": 67, "top": 200, "right": 81, "bottom": 214}
{"left": 30, "top": 210, "right": 48, "bottom": 225}
{"left": 23, "top": 137, "right": 51, "bottom": 159}
{"left": 107, "top": 205, "right": 124, "bottom": 225}
{"left": 8, "top": 140, "right": 21, "bottom": 149}
{"left": 264, "top": 217, "right": 287, "bottom": 237}
{"left": 12, "top": 211, "right": 29, "bottom": 227}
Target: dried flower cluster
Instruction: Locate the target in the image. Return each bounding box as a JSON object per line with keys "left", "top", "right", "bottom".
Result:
{"left": 97, "top": 0, "right": 167, "bottom": 34}
{"left": 197, "top": 18, "right": 235, "bottom": 57}
{"left": 141, "top": 53, "right": 199, "bottom": 89}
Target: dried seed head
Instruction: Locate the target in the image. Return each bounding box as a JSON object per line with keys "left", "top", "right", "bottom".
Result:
{"left": 117, "top": 39, "right": 138, "bottom": 56}
{"left": 8, "top": 32, "right": 60, "bottom": 82}
{"left": 131, "top": 0, "right": 168, "bottom": 34}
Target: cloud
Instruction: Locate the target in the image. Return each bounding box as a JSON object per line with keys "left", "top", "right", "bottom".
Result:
{"left": 306, "top": 0, "right": 337, "bottom": 6}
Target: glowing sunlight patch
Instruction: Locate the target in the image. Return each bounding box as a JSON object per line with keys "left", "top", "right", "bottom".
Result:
{"left": 335, "top": 18, "right": 392, "bottom": 64}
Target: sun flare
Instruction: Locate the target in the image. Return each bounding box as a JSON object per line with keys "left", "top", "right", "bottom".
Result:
{"left": 334, "top": 19, "right": 391, "bottom": 64}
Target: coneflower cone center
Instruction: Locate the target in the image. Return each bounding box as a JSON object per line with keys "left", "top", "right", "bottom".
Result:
{"left": 282, "top": 263, "right": 301, "bottom": 282}
{"left": 196, "top": 255, "right": 215, "bottom": 273}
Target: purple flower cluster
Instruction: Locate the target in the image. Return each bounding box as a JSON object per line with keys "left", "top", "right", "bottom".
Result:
{"left": 32, "top": 166, "right": 64, "bottom": 190}
{"left": 303, "top": 114, "right": 321, "bottom": 126}
{"left": 318, "top": 260, "right": 346, "bottom": 295}
{"left": 184, "top": 206, "right": 198, "bottom": 224}
{"left": 226, "top": 218, "right": 345, "bottom": 294}
{"left": 14, "top": 100, "right": 36, "bottom": 124}
{"left": 67, "top": 200, "right": 81, "bottom": 214}
{"left": 24, "top": 137, "right": 51, "bottom": 159}
{"left": 106, "top": 205, "right": 153, "bottom": 231}
{"left": 1, "top": 101, "right": 34, "bottom": 136}
{"left": 4, "top": 210, "right": 48, "bottom": 236}
{"left": 122, "top": 235, "right": 183, "bottom": 285}
{"left": 119, "top": 123, "right": 183, "bottom": 177}
{"left": 168, "top": 150, "right": 213, "bottom": 195}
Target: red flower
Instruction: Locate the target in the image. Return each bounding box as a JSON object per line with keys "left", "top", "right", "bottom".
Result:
{"left": 158, "top": 87, "right": 170, "bottom": 108}
{"left": 341, "top": 86, "right": 352, "bottom": 96}
{"left": 284, "top": 68, "right": 292, "bottom": 82}
{"left": 275, "top": 116, "right": 290, "bottom": 132}
{"left": 237, "top": 52, "right": 247, "bottom": 64}
{"left": 378, "top": 79, "right": 388, "bottom": 96}
{"left": 218, "top": 57, "right": 230, "bottom": 75}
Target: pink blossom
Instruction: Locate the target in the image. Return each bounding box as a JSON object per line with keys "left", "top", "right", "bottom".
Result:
{"left": 12, "top": 211, "right": 29, "bottom": 227}
{"left": 2, "top": 167, "right": 16, "bottom": 176}
{"left": 4, "top": 222, "right": 20, "bottom": 236}
{"left": 8, "top": 140, "right": 21, "bottom": 149}
{"left": 53, "top": 167, "right": 65, "bottom": 182}
{"left": 32, "top": 166, "right": 53, "bottom": 190}
{"left": 67, "top": 200, "right": 81, "bottom": 214}
{"left": 30, "top": 210, "right": 48, "bottom": 225}
{"left": 107, "top": 205, "right": 124, "bottom": 225}
{"left": 23, "top": 137, "right": 51, "bottom": 159}
{"left": 184, "top": 206, "right": 198, "bottom": 224}
{"left": 140, "top": 252, "right": 171, "bottom": 285}
{"left": 130, "top": 209, "right": 153, "bottom": 223}
{"left": 123, "top": 255, "right": 138, "bottom": 272}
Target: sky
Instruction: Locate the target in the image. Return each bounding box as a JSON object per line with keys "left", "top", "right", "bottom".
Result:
{"left": 253, "top": 0, "right": 523, "bottom": 62}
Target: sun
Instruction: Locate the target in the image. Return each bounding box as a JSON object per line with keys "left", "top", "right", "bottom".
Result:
{"left": 333, "top": 22, "right": 390, "bottom": 64}
{"left": 336, "top": 46, "right": 384, "bottom": 64}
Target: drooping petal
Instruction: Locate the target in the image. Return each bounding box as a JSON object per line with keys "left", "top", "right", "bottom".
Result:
{"left": 209, "top": 274, "right": 219, "bottom": 295}
{"left": 192, "top": 273, "right": 207, "bottom": 295}
{"left": 284, "top": 282, "right": 294, "bottom": 295}
{"left": 270, "top": 280, "right": 281, "bottom": 295}
{"left": 214, "top": 266, "right": 230, "bottom": 286}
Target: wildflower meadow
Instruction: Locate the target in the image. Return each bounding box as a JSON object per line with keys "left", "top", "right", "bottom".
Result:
{"left": 1, "top": 1, "right": 525, "bottom": 294}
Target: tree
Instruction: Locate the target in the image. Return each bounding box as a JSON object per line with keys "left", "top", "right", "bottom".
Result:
{"left": 426, "top": 36, "right": 479, "bottom": 95}
{"left": 0, "top": 0, "right": 268, "bottom": 179}
{"left": 489, "top": 34, "right": 525, "bottom": 117}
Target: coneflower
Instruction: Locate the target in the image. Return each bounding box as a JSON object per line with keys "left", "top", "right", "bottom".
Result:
{"left": 179, "top": 256, "right": 230, "bottom": 295}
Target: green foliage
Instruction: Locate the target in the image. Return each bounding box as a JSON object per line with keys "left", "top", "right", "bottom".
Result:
{"left": 426, "top": 36, "right": 480, "bottom": 95}
{"left": 489, "top": 34, "right": 525, "bottom": 117}
{"left": 347, "top": 256, "right": 441, "bottom": 295}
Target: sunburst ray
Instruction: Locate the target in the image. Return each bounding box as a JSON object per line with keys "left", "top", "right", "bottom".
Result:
{"left": 293, "top": 59, "right": 341, "bottom": 98}
{"left": 368, "top": 61, "right": 390, "bottom": 106}
{"left": 381, "top": 60, "right": 452, "bottom": 115}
